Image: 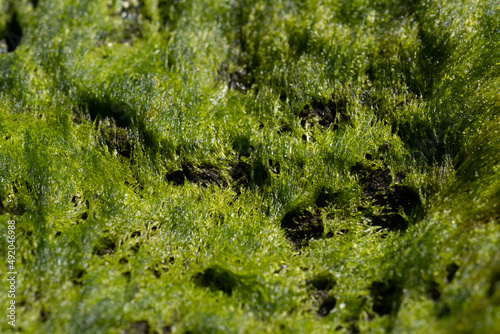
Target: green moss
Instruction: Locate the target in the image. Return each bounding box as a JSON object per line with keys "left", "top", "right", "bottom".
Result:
{"left": 0, "top": 0, "right": 499, "bottom": 333}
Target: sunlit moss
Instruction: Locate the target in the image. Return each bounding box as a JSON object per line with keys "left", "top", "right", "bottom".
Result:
{"left": 0, "top": 0, "right": 499, "bottom": 333}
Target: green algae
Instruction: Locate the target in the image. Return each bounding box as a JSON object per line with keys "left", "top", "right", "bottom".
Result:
{"left": 0, "top": 0, "right": 499, "bottom": 333}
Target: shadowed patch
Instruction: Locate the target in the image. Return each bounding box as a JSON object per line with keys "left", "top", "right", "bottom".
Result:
{"left": 369, "top": 280, "right": 402, "bottom": 316}
{"left": 446, "top": 263, "right": 459, "bottom": 283}
{"left": 300, "top": 97, "right": 349, "bottom": 129}
{"left": 308, "top": 271, "right": 337, "bottom": 317}
{"left": 4, "top": 11, "right": 23, "bottom": 52}
{"left": 193, "top": 265, "right": 241, "bottom": 296}
{"left": 315, "top": 188, "right": 340, "bottom": 208}
{"left": 92, "top": 236, "right": 117, "bottom": 256}
{"left": 281, "top": 209, "right": 324, "bottom": 247}
{"left": 125, "top": 321, "right": 151, "bottom": 334}
{"left": 99, "top": 122, "right": 139, "bottom": 158}
{"left": 166, "top": 163, "right": 227, "bottom": 188}
{"left": 352, "top": 163, "right": 423, "bottom": 231}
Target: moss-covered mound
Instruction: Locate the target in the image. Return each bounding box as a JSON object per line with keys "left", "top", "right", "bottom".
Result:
{"left": 1, "top": 0, "right": 499, "bottom": 333}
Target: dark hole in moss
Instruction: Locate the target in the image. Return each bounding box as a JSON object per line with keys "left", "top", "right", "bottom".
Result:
{"left": 151, "top": 269, "right": 161, "bottom": 279}
{"left": 130, "top": 242, "right": 141, "bottom": 255}
{"left": 369, "top": 280, "right": 401, "bottom": 316}
{"left": 487, "top": 268, "right": 500, "bottom": 298}
{"left": 308, "top": 271, "right": 337, "bottom": 316}
{"left": 427, "top": 281, "right": 441, "bottom": 301}
{"left": 315, "top": 188, "right": 339, "bottom": 208}
{"left": 30, "top": 0, "right": 39, "bottom": 8}
{"left": 437, "top": 304, "right": 451, "bottom": 318}
{"left": 278, "top": 123, "right": 293, "bottom": 135}
{"left": 92, "top": 236, "right": 117, "bottom": 256}
{"left": 73, "top": 268, "right": 86, "bottom": 285}
{"left": 80, "top": 94, "right": 133, "bottom": 128}
{"left": 178, "top": 163, "right": 227, "bottom": 188}
{"left": 369, "top": 213, "right": 409, "bottom": 232}
{"left": 232, "top": 135, "right": 252, "bottom": 157}
{"left": 269, "top": 159, "right": 280, "bottom": 174}
{"left": 119, "top": 257, "right": 129, "bottom": 264}
{"left": 300, "top": 98, "right": 349, "bottom": 129}
{"left": 80, "top": 212, "right": 88, "bottom": 220}
{"left": 252, "top": 160, "right": 269, "bottom": 187}
{"left": 446, "top": 263, "right": 459, "bottom": 283}
{"left": 281, "top": 209, "right": 324, "bottom": 247}
{"left": 309, "top": 272, "right": 336, "bottom": 291}
{"left": 335, "top": 320, "right": 360, "bottom": 334}
{"left": 353, "top": 163, "right": 422, "bottom": 230}
{"left": 349, "top": 321, "right": 361, "bottom": 334}
{"left": 39, "top": 307, "right": 50, "bottom": 322}
{"left": 149, "top": 258, "right": 172, "bottom": 279}
{"left": 55, "top": 231, "right": 62, "bottom": 237}
{"left": 317, "top": 294, "right": 337, "bottom": 317}
{"left": 352, "top": 164, "right": 393, "bottom": 197}
{"left": 5, "top": 12, "right": 23, "bottom": 52}
{"left": 227, "top": 67, "right": 255, "bottom": 92}
{"left": 162, "top": 325, "right": 173, "bottom": 333}
{"left": 122, "top": 271, "right": 132, "bottom": 281}
{"left": 126, "top": 320, "right": 151, "bottom": 334}
{"left": 230, "top": 161, "right": 251, "bottom": 192}
{"left": 9, "top": 204, "right": 26, "bottom": 216}
{"left": 166, "top": 170, "right": 185, "bottom": 186}
{"left": 193, "top": 265, "right": 241, "bottom": 296}
{"left": 386, "top": 185, "right": 423, "bottom": 215}
{"left": 100, "top": 123, "right": 136, "bottom": 158}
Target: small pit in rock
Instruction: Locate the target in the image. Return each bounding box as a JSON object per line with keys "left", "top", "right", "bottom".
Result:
{"left": 227, "top": 67, "right": 255, "bottom": 92}
{"left": 352, "top": 163, "right": 423, "bottom": 231}
{"left": 166, "top": 163, "right": 227, "bottom": 188}
{"left": 446, "top": 263, "right": 459, "bottom": 283}
{"left": 281, "top": 209, "right": 324, "bottom": 247}
{"left": 193, "top": 265, "right": 241, "bottom": 296}
{"left": 368, "top": 213, "right": 409, "bottom": 232}
{"left": 72, "top": 269, "right": 86, "bottom": 285}
{"left": 230, "top": 161, "right": 252, "bottom": 190}
{"left": 317, "top": 293, "right": 337, "bottom": 317}
{"left": 308, "top": 272, "right": 337, "bottom": 317}
{"left": 369, "top": 280, "right": 401, "bottom": 316}
{"left": 92, "top": 236, "right": 117, "bottom": 256}
{"left": 232, "top": 135, "right": 252, "bottom": 157}
{"left": 4, "top": 11, "right": 23, "bottom": 52}
{"left": 99, "top": 121, "right": 138, "bottom": 158}
{"left": 165, "top": 170, "right": 185, "bottom": 186}
{"left": 351, "top": 163, "right": 392, "bottom": 198}
{"left": 299, "top": 98, "right": 349, "bottom": 129}
{"left": 229, "top": 160, "right": 270, "bottom": 193}
{"left": 427, "top": 281, "right": 441, "bottom": 301}
{"left": 315, "top": 188, "right": 340, "bottom": 208}
{"left": 125, "top": 320, "right": 151, "bottom": 334}
{"left": 309, "top": 272, "right": 337, "bottom": 291}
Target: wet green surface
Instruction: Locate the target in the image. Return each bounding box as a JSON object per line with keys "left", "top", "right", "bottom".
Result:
{"left": 0, "top": 0, "right": 499, "bottom": 333}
